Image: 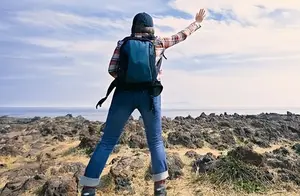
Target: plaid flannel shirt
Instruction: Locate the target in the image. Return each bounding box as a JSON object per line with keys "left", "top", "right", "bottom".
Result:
{"left": 108, "top": 21, "right": 202, "bottom": 80}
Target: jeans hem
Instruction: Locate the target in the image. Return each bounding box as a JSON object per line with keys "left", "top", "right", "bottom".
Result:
{"left": 152, "top": 171, "right": 169, "bottom": 182}
{"left": 79, "top": 176, "right": 100, "bottom": 187}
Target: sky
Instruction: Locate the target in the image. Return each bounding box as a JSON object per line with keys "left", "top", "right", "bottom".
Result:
{"left": 1, "top": 0, "right": 300, "bottom": 110}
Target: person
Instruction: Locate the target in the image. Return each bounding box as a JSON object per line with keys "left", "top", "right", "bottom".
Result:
{"left": 80, "top": 8, "right": 206, "bottom": 196}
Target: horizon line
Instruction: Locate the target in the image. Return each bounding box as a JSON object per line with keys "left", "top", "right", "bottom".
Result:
{"left": 1, "top": 105, "right": 300, "bottom": 111}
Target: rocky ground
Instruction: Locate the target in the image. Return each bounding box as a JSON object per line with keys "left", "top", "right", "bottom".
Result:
{"left": 1, "top": 112, "right": 300, "bottom": 195}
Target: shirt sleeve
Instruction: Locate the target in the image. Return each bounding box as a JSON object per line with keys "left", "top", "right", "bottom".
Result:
{"left": 160, "top": 21, "right": 201, "bottom": 49}
{"left": 108, "top": 41, "right": 122, "bottom": 78}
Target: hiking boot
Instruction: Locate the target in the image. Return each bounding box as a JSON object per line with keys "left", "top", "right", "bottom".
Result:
{"left": 154, "top": 182, "right": 167, "bottom": 196}
{"left": 81, "top": 187, "right": 96, "bottom": 196}
{"left": 154, "top": 186, "right": 167, "bottom": 196}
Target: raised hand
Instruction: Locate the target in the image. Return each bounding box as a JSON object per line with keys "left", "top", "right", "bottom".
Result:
{"left": 195, "top": 9, "right": 206, "bottom": 23}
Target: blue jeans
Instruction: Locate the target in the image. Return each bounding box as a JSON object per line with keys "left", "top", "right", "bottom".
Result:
{"left": 79, "top": 89, "right": 169, "bottom": 187}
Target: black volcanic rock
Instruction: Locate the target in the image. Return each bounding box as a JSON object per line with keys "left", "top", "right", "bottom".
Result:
{"left": 0, "top": 113, "right": 300, "bottom": 194}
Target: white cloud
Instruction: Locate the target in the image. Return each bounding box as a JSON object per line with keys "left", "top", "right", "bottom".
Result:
{"left": 4, "top": 0, "right": 300, "bottom": 109}
{"left": 169, "top": 0, "right": 300, "bottom": 21}
{"left": 0, "top": 75, "right": 42, "bottom": 80}
{"left": 22, "top": 0, "right": 169, "bottom": 13}
{"left": 0, "top": 23, "right": 10, "bottom": 30}
{"left": 155, "top": 0, "right": 300, "bottom": 109}
{"left": 154, "top": 17, "right": 300, "bottom": 60}
{"left": 21, "top": 8, "right": 300, "bottom": 63}
{"left": 15, "top": 10, "right": 131, "bottom": 30}
{"left": 149, "top": 1, "right": 300, "bottom": 72}
{"left": 161, "top": 61, "right": 300, "bottom": 109}
{"left": 23, "top": 38, "right": 117, "bottom": 54}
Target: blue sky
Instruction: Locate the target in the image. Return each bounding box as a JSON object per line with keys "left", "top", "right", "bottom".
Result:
{"left": 1, "top": 0, "right": 300, "bottom": 109}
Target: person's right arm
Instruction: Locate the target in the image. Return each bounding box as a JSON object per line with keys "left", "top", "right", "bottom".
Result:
{"left": 160, "top": 9, "right": 206, "bottom": 49}
{"left": 108, "top": 41, "right": 122, "bottom": 78}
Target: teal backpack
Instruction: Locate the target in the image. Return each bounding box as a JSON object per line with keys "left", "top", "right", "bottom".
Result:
{"left": 96, "top": 36, "right": 166, "bottom": 110}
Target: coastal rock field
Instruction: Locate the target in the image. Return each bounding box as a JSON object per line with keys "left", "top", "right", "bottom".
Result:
{"left": 1, "top": 112, "right": 300, "bottom": 195}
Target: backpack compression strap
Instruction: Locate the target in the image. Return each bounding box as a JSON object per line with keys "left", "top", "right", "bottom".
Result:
{"left": 95, "top": 79, "right": 117, "bottom": 109}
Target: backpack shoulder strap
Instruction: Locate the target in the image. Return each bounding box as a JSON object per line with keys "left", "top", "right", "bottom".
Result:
{"left": 119, "top": 36, "right": 132, "bottom": 49}
{"left": 121, "top": 36, "right": 134, "bottom": 42}
{"left": 119, "top": 36, "right": 147, "bottom": 52}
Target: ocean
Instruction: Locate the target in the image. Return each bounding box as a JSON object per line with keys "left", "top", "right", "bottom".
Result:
{"left": 1, "top": 107, "right": 300, "bottom": 122}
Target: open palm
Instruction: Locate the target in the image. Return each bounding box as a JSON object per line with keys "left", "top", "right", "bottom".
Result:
{"left": 195, "top": 9, "right": 206, "bottom": 23}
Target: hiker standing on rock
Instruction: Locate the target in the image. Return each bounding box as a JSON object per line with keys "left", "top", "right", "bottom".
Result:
{"left": 80, "top": 8, "right": 206, "bottom": 196}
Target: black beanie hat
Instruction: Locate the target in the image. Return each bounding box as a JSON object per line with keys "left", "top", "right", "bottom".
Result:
{"left": 131, "top": 12, "right": 154, "bottom": 33}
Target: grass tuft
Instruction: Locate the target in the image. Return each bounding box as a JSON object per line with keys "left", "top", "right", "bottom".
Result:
{"left": 196, "top": 156, "right": 272, "bottom": 193}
